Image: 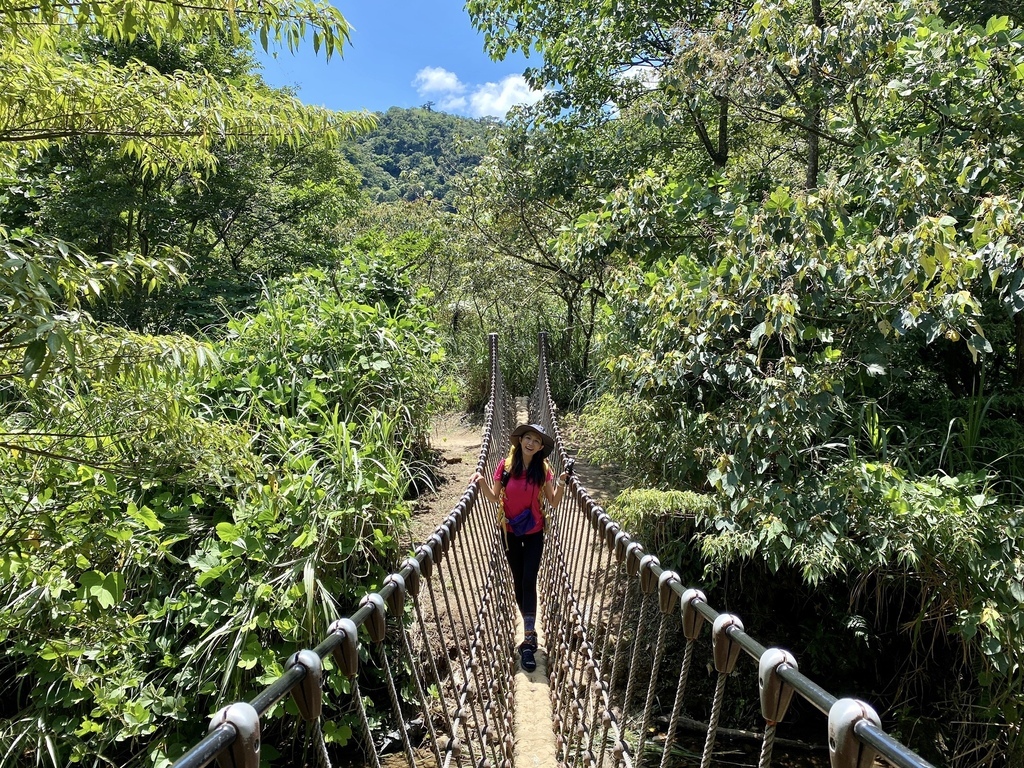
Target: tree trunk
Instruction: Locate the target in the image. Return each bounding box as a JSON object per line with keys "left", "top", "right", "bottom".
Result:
{"left": 716, "top": 95, "right": 729, "bottom": 168}
{"left": 1014, "top": 313, "right": 1024, "bottom": 388}
{"left": 689, "top": 97, "right": 729, "bottom": 169}
{"left": 806, "top": 104, "right": 820, "bottom": 190}
{"left": 806, "top": 0, "right": 826, "bottom": 190}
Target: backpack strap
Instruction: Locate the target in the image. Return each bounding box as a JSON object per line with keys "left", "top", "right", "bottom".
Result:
{"left": 496, "top": 446, "right": 516, "bottom": 530}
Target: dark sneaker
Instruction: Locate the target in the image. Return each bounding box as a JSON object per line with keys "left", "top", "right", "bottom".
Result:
{"left": 522, "top": 632, "right": 538, "bottom": 650}
{"left": 519, "top": 644, "right": 537, "bottom": 673}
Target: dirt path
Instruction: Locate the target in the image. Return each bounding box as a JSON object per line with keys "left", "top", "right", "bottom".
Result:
{"left": 404, "top": 411, "right": 485, "bottom": 550}
{"left": 404, "top": 410, "right": 632, "bottom": 768}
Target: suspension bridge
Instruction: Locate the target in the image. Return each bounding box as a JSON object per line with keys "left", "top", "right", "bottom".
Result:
{"left": 170, "top": 334, "right": 937, "bottom": 768}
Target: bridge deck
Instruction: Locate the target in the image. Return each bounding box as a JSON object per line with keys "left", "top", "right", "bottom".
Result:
{"left": 170, "top": 334, "right": 935, "bottom": 768}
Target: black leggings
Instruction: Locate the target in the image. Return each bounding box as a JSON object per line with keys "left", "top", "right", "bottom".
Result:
{"left": 504, "top": 530, "right": 544, "bottom": 617}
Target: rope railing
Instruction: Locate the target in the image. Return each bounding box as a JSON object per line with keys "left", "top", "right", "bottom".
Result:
{"left": 170, "top": 333, "right": 517, "bottom": 768}
{"left": 530, "top": 331, "right": 938, "bottom": 768}
{"left": 167, "top": 330, "right": 940, "bottom": 768}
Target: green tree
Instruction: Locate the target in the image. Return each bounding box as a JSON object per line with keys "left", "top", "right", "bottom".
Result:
{"left": 0, "top": 262, "right": 445, "bottom": 766}
{"left": 344, "top": 106, "right": 495, "bottom": 207}
{"left": 1, "top": 0, "right": 373, "bottom": 378}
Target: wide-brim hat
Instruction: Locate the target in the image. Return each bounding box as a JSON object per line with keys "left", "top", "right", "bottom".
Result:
{"left": 511, "top": 423, "right": 554, "bottom": 458}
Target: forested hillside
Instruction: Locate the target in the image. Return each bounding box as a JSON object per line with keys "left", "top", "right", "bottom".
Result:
{"left": 343, "top": 106, "right": 495, "bottom": 206}
{"left": 2, "top": 0, "right": 1023, "bottom": 766}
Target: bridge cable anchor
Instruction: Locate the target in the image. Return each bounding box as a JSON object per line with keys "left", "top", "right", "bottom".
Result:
{"left": 207, "top": 702, "right": 260, "bottom": 768}
{"left": 758, "top": 648, "right": 798, "bottom": 725}
{"left": 828, "top": 698, "right": 881, "bottom": 768}
{"left": 285, "top": 649, "right": 323, "bottom": 721}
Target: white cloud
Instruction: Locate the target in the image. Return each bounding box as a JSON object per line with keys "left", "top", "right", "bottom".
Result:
{"left": 618, "top": 64, "right": 661, "bottom": 90}
{"left": 467, "top": 75, "right": 546, "bottom": 118}
{"left": 413, "top": 67, "right": 546, "bottom": 118}
{"left": 439, "top": 95, "right": 468, "bottom": 111}
{"left": 413, "top": 66, "right": 466, "bottom": 95}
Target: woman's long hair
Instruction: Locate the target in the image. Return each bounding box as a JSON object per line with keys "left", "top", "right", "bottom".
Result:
{"left": 509, "top": 440, "right": 548, "bottom": 487}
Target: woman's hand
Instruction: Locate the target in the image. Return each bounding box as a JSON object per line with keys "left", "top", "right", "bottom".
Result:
{"left": 546, "top": 470, "right": 570, "bottom": 510}
{"left": 470, "top": 471, "right": 497, "bottom": 503}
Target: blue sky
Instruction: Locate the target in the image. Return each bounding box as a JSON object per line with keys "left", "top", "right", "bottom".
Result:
{"left": 256, "top": 1, "right": 546, "bottom": 118}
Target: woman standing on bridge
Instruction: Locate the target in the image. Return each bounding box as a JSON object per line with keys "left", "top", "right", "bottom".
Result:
{"left": 470, "top": 423, "right": 567, "bottom": 673}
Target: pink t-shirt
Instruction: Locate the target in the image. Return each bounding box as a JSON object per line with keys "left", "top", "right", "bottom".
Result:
{"left": 493, "top": 458, "right": 552, "bottom": 535}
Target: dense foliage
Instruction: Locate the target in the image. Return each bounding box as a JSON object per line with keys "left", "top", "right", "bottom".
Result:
{"left": 4, "top": 0, "right": 1024, "bottom": 764}
{"left": 344, "top": 107, "right": 495, "bottom": 207}
{"left": 1, "top": 261, "right": 446, "bottom": 766}
{"left": 0, "top": 2, "right": 454, "bottom": 767}
{"left": 469, "top": 0, "right": 1024, "bottom": 764}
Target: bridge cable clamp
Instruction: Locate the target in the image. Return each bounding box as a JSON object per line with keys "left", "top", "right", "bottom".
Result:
{"left": 428, "top": 532, "right": 446, "bottom": 565}
{"left": 207, "top": 702, "right": 260, "bottom": 768}
{"left": 384, "top": 573, "right": 407, "bottom": 616}
{"left": 625, "top": 541, "right": 645, "bottom": 576}
{"left": 828, "top": 698, "right": 881, "bottom": 768}
{"left": 401, "top": 557, "right": 421, "bottom": 598}
{"left": 360, "top": 593, "right": 387, "bottom": 644}
{"left": 614, "top": 530, "right": 632, "bottom": 564}
{"left": 437, "top": 523, "right": 452, "bottom": 554}
{"left": 448, "top": 509, "right": 464, "bottom": 534}
{"left": 712, "top": 614, "right": 744, "bottom": 674}
{"left": 638, "top": 554, "right": 661, "bottom": 594}
{"left": 680, "top": 588, "right": 707, "bottom": 640}
{"left": 416, "top": 544, "right": 434, "bottom": 580}
{"left": 603, "top": 520, "right": 620, "bottom": 550}
{"left": 327, "top": 617, "right": 359, "bottom": 678}
{"left": 658, "top": 570, "right": 680, "bottom": 614}
{"left": 286, "top": 649, "right": 323, "bottom": 721}
{"left": 758, "top": 647, "right": 798, "bottom": 725}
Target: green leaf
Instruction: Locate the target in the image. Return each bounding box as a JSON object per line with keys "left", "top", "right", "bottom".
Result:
{"left": 985, "top": 16, "right": 1009, "bottom": 35}
{"left": 126, "top": 502, "right": 164, "bottom": 532}
{"left": 196, "top": 563, "right": 230, "bottom": 587}
{"left": 78, "top": 570, "right": 125, "bottom": 608}
{"left": 215, "top": 522, "right": 241, "bottom": 542}
{"left": 291, "top": 527, "right": 315, "bottom": 548}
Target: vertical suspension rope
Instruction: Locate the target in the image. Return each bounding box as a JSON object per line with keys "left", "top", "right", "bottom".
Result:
{"left": 758, "top": 724, "right": 778, "bottom": 768}
{"left": 399, "top": 616, "right": 444, "bottom": 768}
{"left": 426, "top": 572, "right": 480, "bottom": 766}
{"left": 622, "top": 596, "right": 648, "bottom": 716}
{"left": 657, "top": 640, "right": 695, "bottom": 768}
{"left": 412, "top": 596, "right": 462, "bottom": 767}
{"left": 379, "top": 646, "right": 418, "bottom": 768}
{"left": 699, "top": 673, "right": 729, "bottom": 768}
{"left": 634, "top": 615, "right": 670, "bottom": 767}
{"left": 313, "top": 719, "right": 332, "bottom": 768}
{"left": 355, "top": 683, "right": 384, "bottom": 768}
